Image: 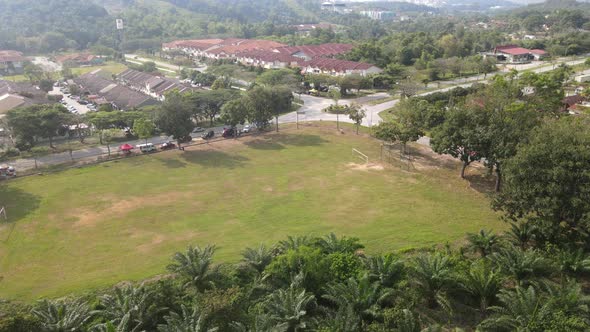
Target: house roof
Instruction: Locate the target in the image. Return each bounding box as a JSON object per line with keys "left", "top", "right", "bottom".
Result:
{"left": 237, "top": 50, "right": 301, "bottom": 64}
{"left": 55, "top": 53, "right": 95, "bottom": 64}
{"left": 117, "top": 69, "right": 195, "bottom": 95}
{"left": 75, "top": 71, "right": 157, "bottom": 109}
{"left": 530, "top": 49, "right": 547, "bottom": 55}
{"left": 0, "top": 50, "right": 26, "bottom": 62}
{"left": 494, "top": 45, "right": 537, "bottom": 56}
{"left": 275, "top": 43, "right": 354, "bottom": 58}
{"left": 301, "top": 58, "right": 377, "bottom": 72}
{"left": 0, "top": 94, "right": 26, "bottom": 113}
{"left": 162, "top": 39, "right": 224, "bottom": 51}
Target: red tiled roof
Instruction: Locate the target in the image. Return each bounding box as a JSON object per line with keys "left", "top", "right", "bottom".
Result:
{"left": 0, "top": 50, "right": 26, "bottom": 62}
{"left": 237, "top": 50, "right": 301, "bottom": 64}
{"left": 530, "top": 49, "right": 547, "bottom": 55}
{"left": 206, "top": 40, "right": 287, "bottom": 56}
{"left": 55, "top": 53, "right": 95, "bottom": 64}
{"left": 495, "top": 45, "right": 531, "bottom": 56}
{"left": 275, "top": 43, "right": 354, "bottom": 58}
{"left": 301, "top": 58, "right": 376, "bottom": 72}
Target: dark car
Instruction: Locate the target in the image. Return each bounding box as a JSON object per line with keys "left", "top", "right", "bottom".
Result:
{"left": 201, "top": 130, "right": 214, "bottom": 139}
{"left": 178, "top": 135, "right": 193, "bottom": 143}
{"left": 222, "top": 127, "right": 236, "bottom": 138}
{"left": 160, "top": 141, "right": 176, "bottom": 150}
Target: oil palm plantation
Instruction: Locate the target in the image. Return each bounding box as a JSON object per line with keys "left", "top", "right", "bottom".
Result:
{"left": 97, "top": 284, "right": 163, "bottom": 332}
{"left": 465, "top": 230, "right": 503, "bottom": 257}
{"left": 364, "top": 254, "right": 405, "bottom": 288}
{"left": 409, "top": 253, "right": 456, "bottom": 308}
{"left": 491, "top": 245, "right": 554, "bottom": 286}
{"left": 458, "top": 261, "right": 502, "bottom": 314}
{"left": 323, "top": 273, "right": 392, "bottom": 324}
{"left": 276, "top": 235, "right": 312, "bottom": 253}
{"left": 319, "top": 304, "right": 362, "bottom": 332}
{"left": 167, "top": 244, "right": 218, "bottom": 291}
{"left": 158, "top": 304, "right": 218, "bottom": 332}
{"left": 32, "top": 299, "right": 94, "bottom": 332}
{"left": 262, "top": 285, "right": 317, "bottom": 332}
{"left": 315, "top": 233, "right": 364, "bottom": 254}
{"left": 479, "top": 286, "right": 552, "bottom": 331}
{"left": 242, "top": 244, "right": 274, "bottom": 274}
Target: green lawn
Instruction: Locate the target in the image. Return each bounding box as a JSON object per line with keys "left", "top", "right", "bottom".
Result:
{"left": 70, "top": 62, "right": 128, "bottom": 76}
{"left": 0, "top": 125, "right": 502, "bottom": 300}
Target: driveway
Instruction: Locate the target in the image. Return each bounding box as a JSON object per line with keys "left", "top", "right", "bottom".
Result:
{"left": 49, "top": 87, "right": 90, "bottom": 114}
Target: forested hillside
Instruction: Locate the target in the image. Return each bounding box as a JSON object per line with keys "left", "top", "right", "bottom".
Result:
{"left": 0, "top": 0, "right": 111, "bottom": 52}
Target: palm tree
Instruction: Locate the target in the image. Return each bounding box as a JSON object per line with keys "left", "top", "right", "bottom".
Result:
{"left": 465, "top": 230, "right": 502, "bottom": 257}
{"left": 323, "top": 273, "right": 392, "bottom": 323}
{"left": 276, "top": 235, "right": 312, "bottom": 254}
{"left": 364, "top": 254, "right": 405, "bottom": 288}
{"left": 167, "top": 244, "right": 218, "bottom": 290}
{"left": 479, "top": 286, "right": 551, "bottom": 331}
{"left": 505, "top": 222, "right": 535, "bottom": 250}
{"left": 320, "top": 304, "right": 362, "bottom": 332}
{"left": 315, "top": 233, "right": 364, "bottom": 254}
{"left": 491, "top": 245, "right": 554, "bottom": 286}
{"left": 394, "top": 309, "right": 421, "bottom": 332}
{"left": 544, "top": 281, "right": 590, "bottom": 322}
{"left": 158, "top": 304, "right": 218, "bottom": 332}
{"left": 409, "top": 253, "right": 456, "bottom": 308}
{"left": 242, "top": 244, "right": 274, "bottom": 273}
{"left": 458, "top": 261, "right": 502, "bottom": 314}
{"left": 98, "top": 284, "right": 163, "bottom": 332}
{"left": 92, "top": 314, "right": 132, "bottom": 332}
{"left": 263, "top": 281, "right": 317, "bottom": 331}
{"left": 554, "top": 248, "right": 590, "bottom": 280}
{"left": 32, "top": 299, "right": 94, "bottom": 332}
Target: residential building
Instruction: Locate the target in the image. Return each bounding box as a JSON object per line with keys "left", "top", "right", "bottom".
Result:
{"left": 274, "top": 43, "right": 354, "bottom": 61}
{"left": 75, "top": 70, "right": 158, "bottom": 110}
{"left": 55, "top": 53, "right": 104, "bottom": 67}
{"left": 0, "top": 80, "right": 50, "bottom": 113}
{"left": 236, "top": 51, "right": 300, "bottom": 69}
{"left": 484, "top": 45, "right": 548, "bottom": 64}
{"left": 290, "top": 23, "right": 335, "bottom": 36}
{"left": 300, "top": 58, "right": 382, "bottom": 77}
{"left": 117, "top": 69, "right": 195, "bottom": 101}
{"left": 359, "top": 10, "right": 395, "bottom": 21}
{"left": 0, "top": 50, "right": 27, "bottom": 75}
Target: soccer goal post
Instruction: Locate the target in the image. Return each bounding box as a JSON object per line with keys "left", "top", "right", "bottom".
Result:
{"left": 352, "top": 148, "right": 369, "bottom": 164}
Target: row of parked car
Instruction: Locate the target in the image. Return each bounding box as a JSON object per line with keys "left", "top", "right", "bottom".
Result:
{"left": 134, "top": 125, "right": 253, "bottom": 153}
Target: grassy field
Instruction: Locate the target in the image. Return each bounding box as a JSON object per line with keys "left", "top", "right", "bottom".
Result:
{"left": 0, "top": 125, "right": 502, "bottom": 300}
{"left": 70, "top": 61, "right": 128, "bottom": 76}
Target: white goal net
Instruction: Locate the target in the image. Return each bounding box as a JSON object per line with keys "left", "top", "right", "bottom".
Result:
{"left": 352, "top": 148, "right": 369, "bottom": 164}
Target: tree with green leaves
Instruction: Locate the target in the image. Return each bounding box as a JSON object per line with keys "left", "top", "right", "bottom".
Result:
{"left": 493, "top": 117, "right": 590, "bottom": 248}
{"left": 431, "top": 106, "right": 486, "bottom": 178}
{"left": 158, "top": 304, "right": 217, "bottom": 332}
{"left": 133, "top": 118, "right": 155, "bottom": 144}
{"left": 157, "top": 91, "right": 194, "bottom": 148}
{"left": 242, "top": 243, "right": 274, "bottom": 274}
{"left": 465, "top": 230, "right": 503, "bottom": 258}
{"left": 346, "top": 104, "right": 366, "bottom": 135}
{"left": 459, "top": 260, "right": 502, "bottom": 314}
{"left": 98, "top": 285, "right": 162, "bottom": 332}
{"left": 220, "top": 99, "right": 248, "bottom": 135}
{"left": 410, "top": 253, "right": 456, "bottom": 308}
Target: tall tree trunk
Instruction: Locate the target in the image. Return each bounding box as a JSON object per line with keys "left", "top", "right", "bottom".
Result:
{"left": 49, "top": 136, "right": 54, "bottom": 148}
{"left": 275, "top": 116, "right": 279, "bottom": 132}
{"left": 495, "top": 164, "right": 502, "bottom": 192}
{"left": 107, "top": 143, "right": 110, "bottom": 156}
{"left": 337, "top": 113, "right": 339, "bottom": 130}
{"left": 356, "top": 124, "right": 359, "bottom": 135}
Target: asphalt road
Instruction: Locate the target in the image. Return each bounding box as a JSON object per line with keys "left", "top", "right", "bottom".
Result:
{"left": 9, "top": 56, "right": 587, "bottom": 171}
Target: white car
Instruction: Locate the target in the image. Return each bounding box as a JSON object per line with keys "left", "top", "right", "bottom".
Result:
{"left": 241, "top": 125, "right": 251, "bottom": 133}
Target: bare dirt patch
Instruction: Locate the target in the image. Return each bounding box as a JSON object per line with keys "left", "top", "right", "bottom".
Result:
{"left": 68, "top": 193, "right": 189, "bottom": 228}
{"left": 347, "top": 162, "right": 385, "bottom": 171}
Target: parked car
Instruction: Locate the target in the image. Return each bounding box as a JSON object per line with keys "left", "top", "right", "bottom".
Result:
{"left": 201, "top": 130, "right": 214, "bottom": 139}
{"left": 192, "top": 127, "right": 205, "bottom": 133}
{"left": 160, "top": 141, "right": 176, "bottom": 150}
{"left": 78, "top": 100, "right": 88, "bottom": 105}
{"left": 241, "top": 125, "right": 251, "bottom": 133}
{"left": 222, "top": 127, "right": 236, "bottom": 138}
{"left": 138, "top": 143, "right": 156, "bottom": 153}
